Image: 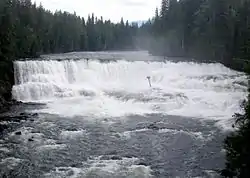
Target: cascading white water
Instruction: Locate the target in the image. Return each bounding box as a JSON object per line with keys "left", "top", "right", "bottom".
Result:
{"left": 12, "top": 58, "right": 248, "bottom": 128}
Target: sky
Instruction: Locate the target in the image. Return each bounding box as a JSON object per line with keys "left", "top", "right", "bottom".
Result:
{"left": 32, "top": 0, "right": 161, "bottom": 23}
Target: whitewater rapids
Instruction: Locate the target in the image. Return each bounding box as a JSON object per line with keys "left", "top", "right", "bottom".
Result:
{"left": 12, "top": 56, "right": 247, "bottom": 129}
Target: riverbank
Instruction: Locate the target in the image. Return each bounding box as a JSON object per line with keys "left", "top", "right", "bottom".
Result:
{"left": 0, "top": 59, "right": 39, "bottom": 134}
{"left": 0, "top": 60, "right": 15, "bottom": 113}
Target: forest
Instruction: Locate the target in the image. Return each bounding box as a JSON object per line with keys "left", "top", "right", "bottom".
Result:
{"left": 0, "top": 0, "right": 139, "bottom": 61}
{"left": 0, "top": 0, "right": 250, "bottom": 177}
{"left": 1, "top": 0, "right": 250, "bottom": 66}
{"left": 139, "top": 0, "right": 250, "bottom": 69}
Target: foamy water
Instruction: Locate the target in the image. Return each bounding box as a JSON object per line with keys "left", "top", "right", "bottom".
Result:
{"left": 44, "top": 156, "right": 153, "bottom": 178}
{"left": 12, "top": 55, "right": 247, "bottom": 129}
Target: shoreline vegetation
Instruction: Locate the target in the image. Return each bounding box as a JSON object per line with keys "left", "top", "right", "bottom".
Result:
{"left": 0, "top": 0, "right": 250, "bottom": 177}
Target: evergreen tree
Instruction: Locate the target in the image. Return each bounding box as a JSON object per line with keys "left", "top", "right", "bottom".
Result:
{"left": 140, "top": 0, "right": 250, "bottom": 65}
{"left": 160, "top": 0, "right": 169, "bottom": 19}
{"left": 0, "top": 0, "right": 139, "bottom": 60}
{"left": 0, "top": 0, "right": 15, "bottom": 61}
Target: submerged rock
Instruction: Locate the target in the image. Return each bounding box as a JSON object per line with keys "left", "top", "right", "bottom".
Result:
{"left": 32, "top": 113, "right": 38, "bottom": 117}
{"left": 124, "top": 155, "right": 134, "bottom": 158}
{"left": 100, "top": 155, "right": 123, "bottom": 160}
{"left": 0, "top": 124, "right": 8, "bottom": 132}
{"left": 58, "top": 168, "right": 68, "bottom": 172}
{"left": 15, "top": 131, "right": 22, "bottom": 135}
{"left": 137, "top": 162, "right": 148, "bottom": 166}
{"left": 147, "top": 123, "right": 160, "bottom": 130}
{"left": 66, "top": 128, "right": 78, "bottom": 132}
{"left": 110, "top": 155, "right": 123, "bottom": 160}
{"left": 28, "top": 138, "right": 34, "bottom": 142}
{"left": 16, "top": 115, "right": 28, "bottom": 120}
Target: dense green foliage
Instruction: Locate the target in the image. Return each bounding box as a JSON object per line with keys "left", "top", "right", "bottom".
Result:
{"left": 139, "top": 0, "right": 250, "bottom": 66}
{"left": 3, "top": 0, "right": 249, "bottom": 66}
{"left": 0, "top": 0, "right": 139, "bottom": 61}
{"left": 221, "top": 88, "right": 250, "bottom": 177}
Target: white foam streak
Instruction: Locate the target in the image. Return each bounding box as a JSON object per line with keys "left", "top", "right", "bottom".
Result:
{"left": 120, "top": 129, "right": 151, "bottom": 139}
{"left": 0, "top": 157, "right": 22, "bottom": 169}
{"left": 37, "top": 144, "right": 67, "bottom": 151}
{"left": 45, "top": 156, "right": 153, "bottom": 178}
{"left": 158, "top": 129, "right": 206, "bottom": 140}
{"left": 60, "top": 129, "right": 87, "bottom": 139}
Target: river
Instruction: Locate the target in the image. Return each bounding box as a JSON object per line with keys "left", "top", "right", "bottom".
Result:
{"left": 0, "top": 51, "right": 248, "bottom": 177}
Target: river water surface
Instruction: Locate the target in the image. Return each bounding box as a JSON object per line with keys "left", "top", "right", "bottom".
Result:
{"left": 0, "top": 51, "right": 248, "bottom": 177}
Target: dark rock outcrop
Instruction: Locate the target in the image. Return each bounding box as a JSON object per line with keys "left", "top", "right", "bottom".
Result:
{"left": 0, "top": 124, "right": 8, "bottom": 133}
{"left": 0, "top": 60, "right": 15, "bottom": 113}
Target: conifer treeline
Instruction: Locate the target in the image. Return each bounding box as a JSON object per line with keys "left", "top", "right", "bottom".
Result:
{"left": 139, "top": 0, "right": 250, "bottom": 66}
{"left": 0, "top": 0, "right": 139, "bottom": 60}
{"left": 1, "top": 0, "right": 250, "bottom": 66}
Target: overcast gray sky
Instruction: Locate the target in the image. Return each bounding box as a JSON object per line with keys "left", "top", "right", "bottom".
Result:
{"left": 32, "top": 0, "right": 161, "bottom": 22}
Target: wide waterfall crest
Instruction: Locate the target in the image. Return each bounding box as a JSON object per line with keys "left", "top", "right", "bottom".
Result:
{"left": 12, "top": 59, "right": 247, "bottom": 127}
